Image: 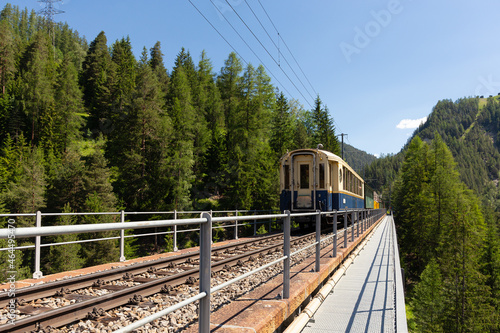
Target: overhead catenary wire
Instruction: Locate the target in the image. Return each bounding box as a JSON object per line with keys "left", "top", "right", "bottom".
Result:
{"left": 208, "top": 0, "right": 294, "bottom": 99}
{"left": 223, "top": 0, "right": 313, "bottom": 108}
{"left": 244, "top": 0, "right": 315, "bottom": 102}
{"left": 187, "top": 0, "right": 248, "bottom": 66}
{"left": 257, "top": 0, "right": 318, "bottom": 96}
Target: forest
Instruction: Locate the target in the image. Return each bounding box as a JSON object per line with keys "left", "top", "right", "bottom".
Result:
{"left": 0, "top": 4, "right": 340, "bottom": 280}
{"left": 364, "top": 96, "right": 500, "bottom": 332}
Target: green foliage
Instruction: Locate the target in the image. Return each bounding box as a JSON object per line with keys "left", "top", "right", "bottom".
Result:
{"left": 394, "top": 135, "right": 497, "bottom": 332}
{"left": 412, "top": 259, "right": 445, "bottom": 333}
{"left": 44, "top": 203, "right": 84, "bottom": 274}
{"left": 311, "top": 95, "right": 340, "bottom": 155}
{"left": 256, "top": 224, "right": 267, "bottom": 235}
{"left": 0, "top": 3, "right": 344, "bottom": 276}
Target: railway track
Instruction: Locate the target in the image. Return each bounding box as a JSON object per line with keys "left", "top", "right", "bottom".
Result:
{"left": 1, "top": 230, "right": 344, "bottom": 333}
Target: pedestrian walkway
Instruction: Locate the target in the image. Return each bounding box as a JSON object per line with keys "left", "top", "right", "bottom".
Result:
{"left": 301, "top": 215, "right": 407, "bottom": 333}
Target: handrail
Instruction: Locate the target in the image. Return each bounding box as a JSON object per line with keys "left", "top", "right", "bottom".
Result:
{"left": 1, "top": 208, "right": 387, "bottom": 333}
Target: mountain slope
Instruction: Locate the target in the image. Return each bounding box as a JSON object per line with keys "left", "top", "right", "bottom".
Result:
{"left": 364, "top": 95, "right": 500, "bottom": 207}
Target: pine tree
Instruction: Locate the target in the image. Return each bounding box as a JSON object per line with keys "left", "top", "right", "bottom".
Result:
{"left": 109, "top": 48, "right": 171, "bottom": 210}
{"left": 0, "top": 19, "right": 15, "bottom": 95}
{"left": 192, "top": 51, "right": 222, "bottom": 207}
{"left": 149, "top": 41, "right": 169, "bottom": 96}
{"left": 413, "top": 259, "right": 445, "bottom": 333}
{"left": 166, "top": 50, "right": 198, "bottom": 210}
{"left": 0, "top": 137, "right": 46, "bottom": 220}
{"left": 110, "top": 36, "right": 136, "bottom": 121}
{"left": 44, "top": 203, "right": 83, "bottom": 274}
{"left": 311, "top": 95, "right": 340, "bottom": 155}
{"left": 46, "top": 148, "right": 86, "bottom": 212}
{"left": 481, "top": 211, "right": 500, "bottom": 330}
{"left": 80, "top": 31, "right": 115, "bottom": 136}
{"left": 16, "top": 31, "right": 55, "bottom": 146}
{"left": 80, "top": 193, "right": 119, "bottom": 267}
{"left": 270, "top": 92, "right": 294, "bottom": 158}
{"left": 53, "top": 54, "right": 84, "bottom": 153}
{"left": 393, "top": 136, "right": 432, "bottom": 279}
{"left": 439, "top": 188, "right": 493, "bottom": 332}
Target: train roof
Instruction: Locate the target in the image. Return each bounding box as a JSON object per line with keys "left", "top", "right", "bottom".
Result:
{"left": 280, "top": 148, "right": 364, "bottom": 182}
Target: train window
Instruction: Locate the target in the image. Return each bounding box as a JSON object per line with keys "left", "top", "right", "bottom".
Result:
{"left": 284, "top": 165, "right": 290, "bottom": 189}
{"left": 300, "top": 164, "right": 309, "bottom": 189}
{"left": 343, "top": 167, "right": 346, "bottom": 191}
{"left": 319, "top": 163, "right": 325, "bottom": 188}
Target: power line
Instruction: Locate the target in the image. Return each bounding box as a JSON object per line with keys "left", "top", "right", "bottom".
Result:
{"left": 257, "top": 0, "right": 318, "bottom": 96}
{"left": 187, "top": 0, "right": 248, "bottom": 66}
{"left": 243, "top": 0, "right": 315, "bottom": 102}
{"left": 208, "top": 0, "right": 294, "bottom": 99}
{"left": 223, "top": 0, "right": 313, "bottom": 108}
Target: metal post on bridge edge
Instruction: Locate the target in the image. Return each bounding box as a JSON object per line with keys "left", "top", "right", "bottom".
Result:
{"left": 173, "top": 210, "right": 178, "bottom": 252}
{"left": 315, "top": 210, "right": 321, "bottom": 273}
{"left": 120, "top": 210, "right": 126, "bottom": 262}
{"left": 33, "top": 211, "right": 43, "bottom": 279}
{"left": 343, "top": 210, "right": 348, "bottom": 248}
{"left": 235, "top": 209, "right": 238, "bottom": 240}
{"left": 356, "top": 210, "right": 360, "bottom": 238}
{"left": 333, "top": 210, "right": 337, "bottom": 258}
{"left": 351, "top": 211, "right": 355, "bottom": 243}
{"left": 199, "top": 212, "right": 212, "bottom": 333}
{"left": 283, "top": 210, "right": 291, "bottom": 299}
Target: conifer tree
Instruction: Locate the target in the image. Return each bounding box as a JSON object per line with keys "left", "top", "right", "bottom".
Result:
{"left": 439, "top": 188, "right": 493, "bottom": 332}
{"left": 192, "top": 51, "right": 222, "bottom": 206}
{"left": 45, "top": 203, "right": 83, "bottom": 274}
{"left": 80, "top": 31, "right": 115, "bottom": 136}
{"left": 311, "top": 95, "right": 340, "bottom": 155}
{"left": 0, "top": 137, "right": 46, "bottom": 220}
{"left": 270, "top": 92, "right": 294, "bottom": 158}
{"left": 46, "top": 148, "right": 85, "bottom": 212}
{"left": 110, "top": 48, "right": 171, "bottom": 210}
{"left": 16, "top": 31, "right": 55, "bottom": 146}
{"left": 80, "top": 193, "right": 119, "bottom": 266}
{"left": 0, "top": 19, "right": 15, "bottom": 95}
{"left": 393, "top": 136, "right": 432, "bottom": 279}
{"left": 149, "top": 41, "right": 169, "bottom": 96}
{"left": 53, "top": 54, "right": 84, "bottom": 153}
{"left": 413, "top": 259, "right": 445, "bottom": 333}
{"left": 110, "top": 36, "right": 136, "bottom": 119}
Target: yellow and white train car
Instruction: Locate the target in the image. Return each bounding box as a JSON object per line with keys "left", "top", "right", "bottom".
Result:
{"left": 279, "top": 147, "right": 364, "bottom": 212}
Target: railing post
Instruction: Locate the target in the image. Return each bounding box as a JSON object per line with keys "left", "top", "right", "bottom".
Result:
{"left": 344, "top": 210, "right": 348, "bottom": 248}
{"left": 315, "top": 210, "right": 321, "bottom": 273}
{"left": 235, "top": 209, "right": 238, "bottom": 240}
{"left": 120, "top": 210, "right": 126, "bottom": 262}
{"left": 283, "top": 210, "right": 291, "bottom": 299}
{"left": 33, "top": 211, "right": 43, "bottom": 279}
{"left": 173, "top": 210, "right": 178, "bottom": 252}
{"left": 199, "top": 212, "right": 212, "bottom": 333}
{"left": 356, "top": 210, "right": 360, "bottom": 238}
{"left": 253, "top": 210, "right": 257, "bottom": 236}
{"left": 351, "top": 211, "right": 355, "bottom": 243}
{"left": 362, "top": 210, "right": 365, "bottom": 233}
{"left": 333, "top": 210, "right": 337, "bottom": 258}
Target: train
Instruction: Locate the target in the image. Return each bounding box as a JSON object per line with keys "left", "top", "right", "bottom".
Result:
{"left": 279, "top": 146, "right": 381, "bottom": 215}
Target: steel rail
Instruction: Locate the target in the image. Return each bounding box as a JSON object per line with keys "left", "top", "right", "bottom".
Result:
{"left": 0, "top": 233, "right": 315, "bottom": 333}
{"left": 0, "top": 233, "right": 285, "bottom": 308}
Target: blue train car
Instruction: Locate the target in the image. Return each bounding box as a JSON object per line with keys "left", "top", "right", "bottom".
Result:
{"left": 279, "top": 147, "right": 364, "bottom": 213}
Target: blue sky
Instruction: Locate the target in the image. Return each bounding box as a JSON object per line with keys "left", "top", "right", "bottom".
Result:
{"left": 9, "top": 0, "right": 500, "bottom": 156}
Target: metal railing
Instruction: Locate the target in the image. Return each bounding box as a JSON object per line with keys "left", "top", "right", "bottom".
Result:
{"left": 0, "top": 208, "right": 387, "bottom": 333}
{"left": 0, "top": 209, "right": 280, "bottom": 279}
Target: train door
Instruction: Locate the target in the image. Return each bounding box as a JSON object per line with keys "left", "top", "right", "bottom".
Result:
{"left": 291, "top": 153, "right": 315, "bottom": 210}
